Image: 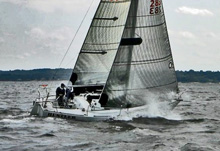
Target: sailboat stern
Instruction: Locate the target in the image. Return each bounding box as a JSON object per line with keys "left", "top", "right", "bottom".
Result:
{"left": 30, "top": 102, "right": 48, "bottom": 117}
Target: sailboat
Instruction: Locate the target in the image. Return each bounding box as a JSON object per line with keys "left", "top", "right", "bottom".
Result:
{"left": 31, "top": 0, "right": 182, "bottom": 121}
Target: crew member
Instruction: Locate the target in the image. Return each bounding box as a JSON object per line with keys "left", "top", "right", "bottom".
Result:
{"left": 64, "top": 87, "right": 74, "bottom": 108}
{"left": 56, "top": 83, "right": 65, "bottom": 107}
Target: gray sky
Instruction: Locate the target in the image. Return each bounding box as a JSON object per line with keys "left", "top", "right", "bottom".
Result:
{"left": 0, "top": 0, "right": 219, "bottom": 71}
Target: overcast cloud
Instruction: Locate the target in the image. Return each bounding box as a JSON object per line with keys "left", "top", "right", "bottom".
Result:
{"left": 0, "top": 0, "right": 219, "bottom": 71}
{"left": 176, "top": 6, "right": 214, "bottom": 16}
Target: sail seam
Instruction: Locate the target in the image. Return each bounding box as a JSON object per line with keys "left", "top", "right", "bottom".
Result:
{"left": 114, "top": 54, "right": 172, "bottom": 66}
{"left": 128, "top": 13, "right": 164, "bottom": 17}
{"left": 101, "top": 0, "right": 130, "bottom": 4}
{"left": 108, "top": 81, "right": 177, "bottom": 91}
{"left": 126, "top": 22, "right": 165, "bottom": 28}
{"left": 91, "top": 25, "right": 125, "bottom": 28}
{"left": 81, "top": 48, "right": 117, "bottom": 52}
{"left": 84, "top": 42, "right": 119, "bottom": 45}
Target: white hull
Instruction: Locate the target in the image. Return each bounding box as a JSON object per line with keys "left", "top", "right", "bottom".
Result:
{"left": 30, "top": 95, "right": 182, "bottom": 121}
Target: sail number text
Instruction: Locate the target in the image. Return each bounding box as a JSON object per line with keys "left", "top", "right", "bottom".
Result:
{"left": 150, "top": 0, "right": 162, "bottom": 15}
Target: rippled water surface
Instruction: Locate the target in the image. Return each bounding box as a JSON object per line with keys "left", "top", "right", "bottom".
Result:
{"left": 0, "top": 81, "right": 220, "bottom": 151}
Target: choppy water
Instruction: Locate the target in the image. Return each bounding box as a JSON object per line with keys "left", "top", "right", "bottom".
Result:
{"left": 0, "top": 81, "right": 220, "bottom": 151}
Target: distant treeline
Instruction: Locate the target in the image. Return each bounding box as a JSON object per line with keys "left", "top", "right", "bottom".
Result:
{"left": 176, "top": 70, "right": 220, "bottom": 83}
{"left": 0, "top": 68, "right": 72, "bottom": 81}
{"left": 0, "top": 69, "right": 220, "bottom": 83}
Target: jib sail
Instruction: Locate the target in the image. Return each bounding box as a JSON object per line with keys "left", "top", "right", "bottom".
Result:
{"left": 71, "top": 0, "right": 131, "bottom": 87}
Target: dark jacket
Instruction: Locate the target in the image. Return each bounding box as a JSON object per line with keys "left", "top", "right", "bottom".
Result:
{"left": 56, "top": 87, "right": 65, "bottom": 98}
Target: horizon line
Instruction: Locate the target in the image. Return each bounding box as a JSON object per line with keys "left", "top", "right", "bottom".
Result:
{"left": 0, "top": 68, "right": 219, "bottom": 72}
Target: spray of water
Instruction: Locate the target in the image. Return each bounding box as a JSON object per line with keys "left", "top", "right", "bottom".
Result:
{"left": 115, "top": 91, "right": 182, "bottom": 121}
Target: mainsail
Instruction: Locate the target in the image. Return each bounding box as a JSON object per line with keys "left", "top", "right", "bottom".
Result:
{"left": 103, "top": 0, "right": 178, "bottom": 107}
{"left": 71, "top": 0, "right": 178, "bottom": 108}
